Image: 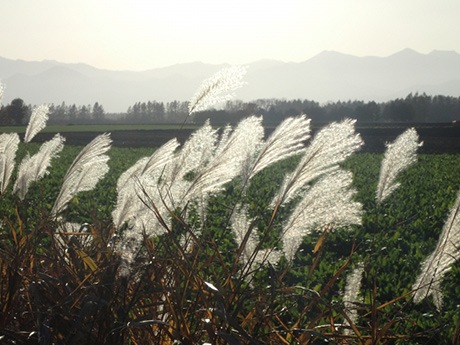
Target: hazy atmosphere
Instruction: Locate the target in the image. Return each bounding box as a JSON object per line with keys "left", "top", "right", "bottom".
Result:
{"left": 2, "top": 0, "right": 460, "bottom": 70}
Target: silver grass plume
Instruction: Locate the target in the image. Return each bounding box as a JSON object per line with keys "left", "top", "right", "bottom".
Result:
{"left": 242, "top": 115, "right": 311, "bottom": 183}
{"left": 272, "top": 119, "right": 363, "bottom": 207}
{"left": 114, "top": 123, "right": 220, "bottom": 249}
{"left": 281, "top": 169, "right": 362, "bottom": 261}
{"left": 0, "top": 83, "right": 4, "bottom": 104}
{"left": 126, "top": 117, "right": 262, "bottom": 239}
{"left": 51, "top": 133, "right": 111, "bottom": 216}
{"left": 231, "top": 205, "right": 281, "bottom": 272}
{"left": 159, "top": 117, "right": 262, "bottom": 230}
{"left": 231, "top": 205, "right": 260, "bottom": 266}
{"left": 167, "top": 121, "right": 218, "bottom": 188}
{"left": 112, "top": 139, "right": 179, "bottom": 231}
{"left": 188, "top": 66, "right": 247, "bottom": 115}
{"left": 183, "top": 116, "right": 264, "bottom": 200}
{"left": 376, "top": 128, "right": 422, "bottom": 204}
{"left": 24, "top": 104, "right": 49, "bottom": 143}
{"left": 412, "top": 190, "right": 460, "bottom": 310}
{"left": 137, "top": 123, "right": 219, "bottom": 231}
{"left": 0, "top": 133, "right": 20, "bottom": 194}
{"left": 343, "top": 263, "right": 364, "bottom": 335}
{"left": 116, "top": 138, "right": 179, "bottom": 191}
{"left": 13, "top": 134, "right": 65, "bottom": 200}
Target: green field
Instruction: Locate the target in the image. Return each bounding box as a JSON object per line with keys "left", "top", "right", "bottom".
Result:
{"left": 1, "top": 137, "right": 460, "bottom": 343}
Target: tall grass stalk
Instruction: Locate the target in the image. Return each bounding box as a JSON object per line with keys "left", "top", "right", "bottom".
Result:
{"left": 412, "top": 190, "right": 460, "bottom": 310}
{"left": 0, "top": 133, "right": 20, "bottom": 194}
{"left": 376, "top": 128, "right": 422, "bottom": 204}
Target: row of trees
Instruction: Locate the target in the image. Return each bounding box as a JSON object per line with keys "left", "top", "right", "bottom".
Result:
{"left": 126, "top": 100, "right": 189, "bottom": 123}
{"left": 0, "top": 100, "right": 106, "bottom": 125}
{"left": 1, "top": 93, "right": 459, "bottom": 126}
{"left": 48, "top": 102, "right": 105, "bottom": 124}
{"left": 195, "top": 93, "right": 460, "bottom": 125}
{"left": 125, "top": 93, "right": 460, "bottom": 125}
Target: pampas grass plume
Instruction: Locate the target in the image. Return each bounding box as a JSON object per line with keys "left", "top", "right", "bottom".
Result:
{"left": 188, "top": 65, "right": 247, "bottom": 115}
{"left": 376, "top": 128, "right": 422, "bottom": 204}
{"left": 0, "top": 83, "right": 4, "bottom": 104}
{"left": 0, "top": 133, "right": 20, "bottom": 194}
{"left": 24, "top": 104, "right": 49, "bottom": 143}
{"left": 243, "top": 115, "right": 311, "bottom": 182}
{"left": 412, "top": 190, "right": 460, "bottom": 310}
{"left": 13, "top": 134, "right": 65, "bottom": 200}
{"left": 273, "top": 119, "right": 363, "bottom": 207}
{"left": 281, "top": 169, "right": 362, "bottom": 261}
{"left": 51, "top": 133, "right": 111, "bottom": 216}
{"left": 112, "top": 138, "right": 179, "bottom": 230}
{"left": 343, "top": 263, "right": 364, "bottom": 335}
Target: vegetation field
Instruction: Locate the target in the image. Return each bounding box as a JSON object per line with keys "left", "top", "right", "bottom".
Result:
{"left": 1, "top": 134, "right": 460, "bottom": 343}
{"left": 3, "top": 65, "right": 459, "bottom": 344}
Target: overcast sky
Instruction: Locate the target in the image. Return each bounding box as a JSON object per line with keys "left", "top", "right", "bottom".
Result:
{"left": 2, "top": 0, "right": 460, "bottom": 71}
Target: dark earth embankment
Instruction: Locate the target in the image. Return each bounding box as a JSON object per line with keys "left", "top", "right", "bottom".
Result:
{"left": 31, "top": 123, "right": 460, "bottom": 154}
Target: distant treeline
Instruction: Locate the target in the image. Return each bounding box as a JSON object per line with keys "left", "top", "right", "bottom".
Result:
{"left": 194, "top": 93, "right": 460, "bottom": 125}
{"left": 1, "top": 93, "right": 459, "bottom": 126}
{"left": 124, "top": 93, "right": 460, "bottom": 125}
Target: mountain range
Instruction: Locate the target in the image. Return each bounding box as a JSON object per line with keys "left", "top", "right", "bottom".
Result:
{"left": 1, "top": 48, "right": 460, "bottom": 113}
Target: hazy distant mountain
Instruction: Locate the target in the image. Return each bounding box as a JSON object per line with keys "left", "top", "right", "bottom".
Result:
{"left": 1, "top": 49, "right": 460, "bottom": 112}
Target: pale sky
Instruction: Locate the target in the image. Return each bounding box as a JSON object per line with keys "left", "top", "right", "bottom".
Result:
{"left": 1, "top": 0, "right": 460, "bottom": 71}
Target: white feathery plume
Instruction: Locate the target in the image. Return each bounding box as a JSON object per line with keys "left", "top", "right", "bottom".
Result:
{"left": 13, "top": 134, "right": 65, "bottom": 200}
{"left": 51, "top": 133, "right": 111, "bottom": 216}
{"left": 113, "top": 123, "right": 219, "bottom": 238}
{"left": 116, "top": 138, "right": 179, "bottom": 191}
{"left": 68, "top": 157, "right": 110, "bottom": 192}
{"left": 282, "top": 169, "right": 362, "bottom": 261}
{"left": 231, "top": 205, "right": 281, "bottom": 273}
{"left": 412, "top": 190, "right": 460, "bottom": 310}
{"left": 149, "top": 117, "right": 262, "bottom": 230}
{"left": 130, "top": 183, "right": 170, "bottom": 237}
{"left": 24, "top": 104, "right": 49, "bottom": 143}
{"left": 0, "top": 133, "right": 20, "bottom": 194}
{"left": 376, "top": 128, "right": 422, "bottom": 204}
{"left": 113, "top": 178, "right": 159, "bottom": 239}
{"left": 184, "top": 116, "right": 264, "bottom": 200}
{"left": 144, "top": 124, "right": 218, "bottom": 228}
{"left": 113, "top": 139, "right": 178, "bottom": 230}
{"left": 343, "top": 263, "right": 364, "bottom": 335}
{"left": 188, "top": 65, "right": 247, "bottom": 115}
{"left": 167, "top": 121, "right": 218, "bottom": 187}
{"left": 241, "top": 115, "right": 311, "bottom": 183}
{"left": 272, "top": 119, "right": 363, "bottom": 207}
{"left": 114, "top": 171, "right": 177, "bottom": 267}
{"left": 232, "top": 205, "right": 261, "bottom": 265}
{"left": 138, "top": 138, "right": 179, "bottom": 176}
{"left": 216, "top": 124, "right": 232, "bottom": 151}
{"left": 112, "top": 183, "right": 138, "bottom": 231}
{"left": 116, "top": 157, "right": 150, "bottom": 194}
{"left": 0, "top": 83, "right": 4, "bottom": 104}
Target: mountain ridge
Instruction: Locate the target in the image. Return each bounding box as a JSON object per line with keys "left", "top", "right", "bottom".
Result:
{"left": 1, "top": 49, "right": 459, "bottom": 112}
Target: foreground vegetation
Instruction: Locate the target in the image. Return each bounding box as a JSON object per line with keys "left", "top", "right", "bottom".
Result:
{"left": 1, "top": 69, "right": 460, "bottom": 344}
{"left": 1, "top": 141, "right": 459, "bottom": 344}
